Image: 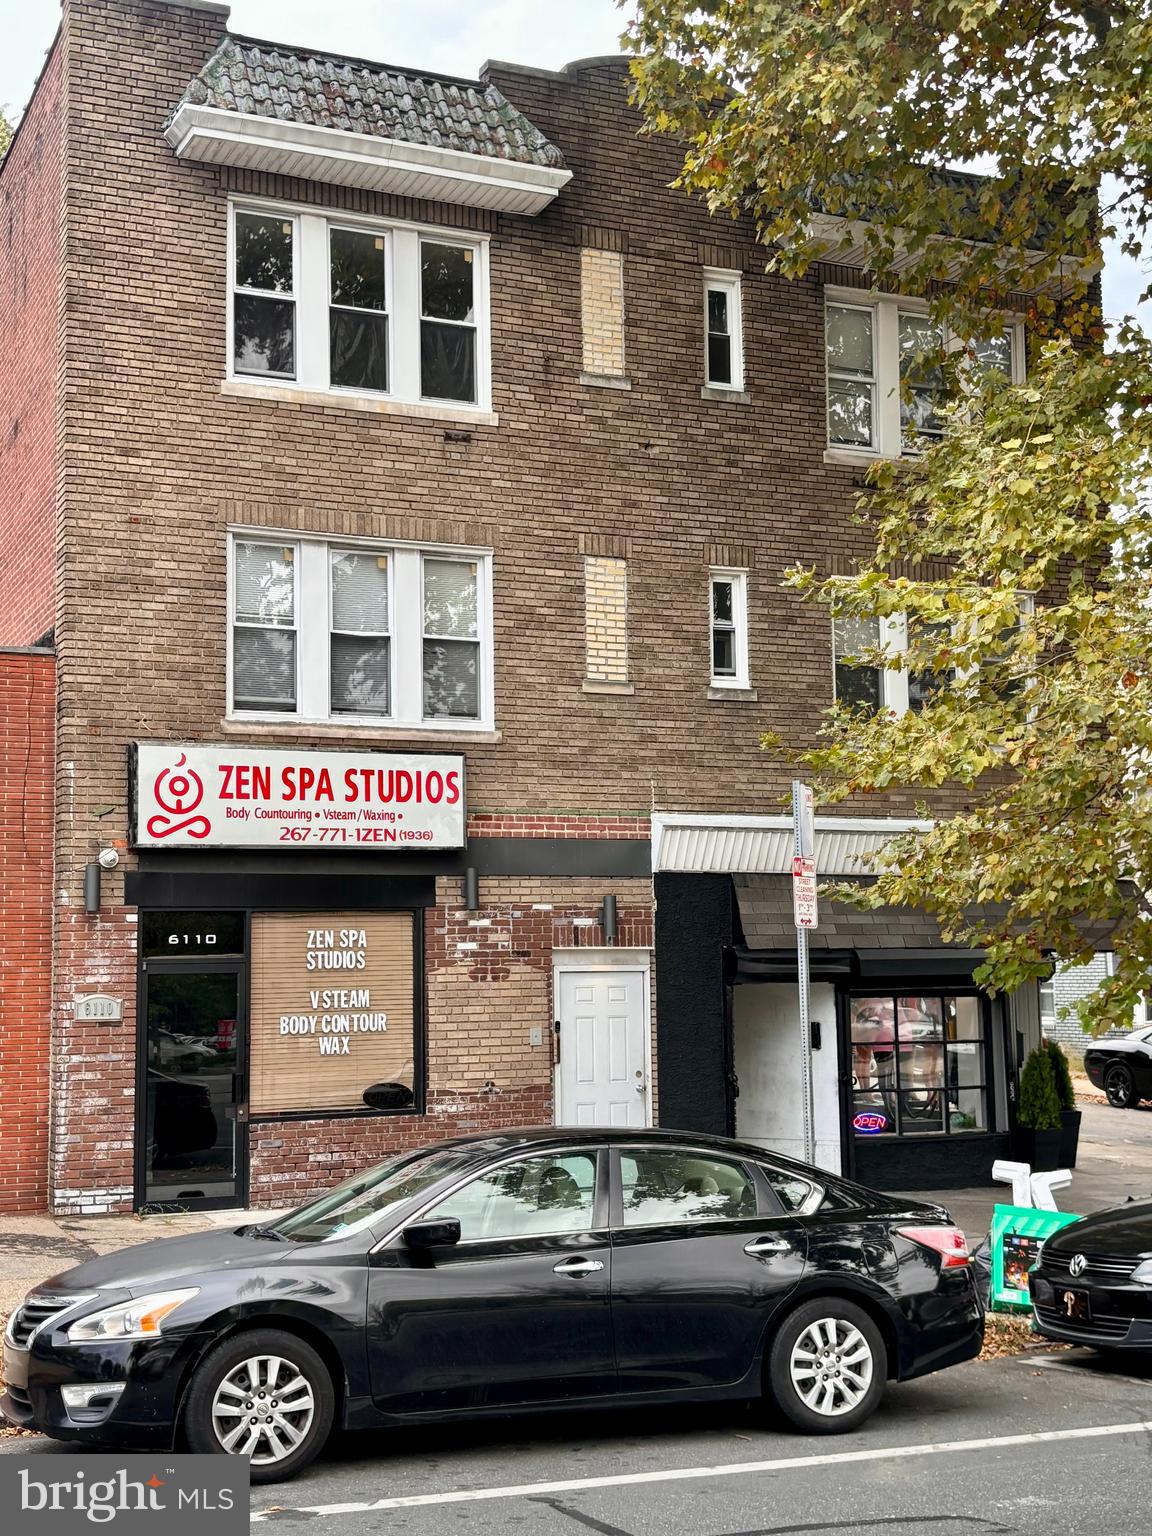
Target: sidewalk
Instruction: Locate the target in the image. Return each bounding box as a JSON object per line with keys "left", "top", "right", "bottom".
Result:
{"left": 896, "top": 1093, "right": 1152, "bottom": 1243}
{"left": 0, "top": 1207, "right": 286, "bottom": 1316}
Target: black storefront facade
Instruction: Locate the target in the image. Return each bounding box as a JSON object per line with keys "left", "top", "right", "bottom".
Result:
{"left": 651, "top": 815, "right": 1043, "bottom": 1191}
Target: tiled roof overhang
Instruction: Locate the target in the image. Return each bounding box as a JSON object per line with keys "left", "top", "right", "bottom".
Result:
{"left": 166, "top": 38, "right": 571, "bottom": 215}
{"left": 165, "top": 102, "right": 571, "bottom": 214}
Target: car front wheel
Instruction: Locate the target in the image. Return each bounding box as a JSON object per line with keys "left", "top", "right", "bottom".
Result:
{"left": 182, "top": 1328, "right": 335, "bottom": 1482}
{"left": 1104, "top": 1063, "right": 1139, "bottom": 1109}
{"left": 766, "top": 1298, "right": 886, "bottom": 1434}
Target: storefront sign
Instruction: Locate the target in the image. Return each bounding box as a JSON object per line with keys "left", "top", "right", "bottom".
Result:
{"left": 131, "top": 743, "right": 465, "bottom": 849}
{"left": 989, "top": 1203, "right": 1083, "bottom": 1311}
{"left": 249, "top": 912, "right": 416, "bottom": 1114}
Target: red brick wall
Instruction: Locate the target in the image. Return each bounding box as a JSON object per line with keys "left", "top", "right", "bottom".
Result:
{"left": 0, "top": 42, "right": 62, "bottom": 647}
{"left": 0, "top": 650, "right": 55, "bottom": 1212}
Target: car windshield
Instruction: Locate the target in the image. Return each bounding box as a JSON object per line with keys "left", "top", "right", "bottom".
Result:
{"left": 267, "top": 1145, "right": 482, "bottom": 1243}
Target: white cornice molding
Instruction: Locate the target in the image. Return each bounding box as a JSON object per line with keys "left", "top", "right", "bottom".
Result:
{"left": 165, "top": 103, "right": 571, "bottom": 216}
{"left": 651, "top": 812, "right": 933, "bottom": 876}
{"left": 791, "top": 212, "right": 1100, "bottom": 293}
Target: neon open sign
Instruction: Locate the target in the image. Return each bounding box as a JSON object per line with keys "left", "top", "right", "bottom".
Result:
{"left": 853, "top": 1111, "right": 889, "bottom": 1135}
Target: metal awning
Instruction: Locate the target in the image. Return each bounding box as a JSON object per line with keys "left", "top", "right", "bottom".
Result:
{"left": 652, "top": 813, "right": 930, "bottom": 876}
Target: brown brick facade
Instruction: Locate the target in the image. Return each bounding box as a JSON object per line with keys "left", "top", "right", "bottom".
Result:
{"left": 1, "top": 0, "right": 997, "bottom": 1211}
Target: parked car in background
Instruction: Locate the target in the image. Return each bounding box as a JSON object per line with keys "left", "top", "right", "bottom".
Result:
{"left": 1030, "top": 1198, "right": 1152, "bottom": 1349}
{"left": 1084, "top": 1029, "right": 1152, "bottom": 1108}
{"left": 2, "top": 1128, "right": 982, "bottom": 1482}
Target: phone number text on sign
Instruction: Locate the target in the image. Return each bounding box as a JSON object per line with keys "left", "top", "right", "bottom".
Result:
{"left": 132, "top": 743, "right": 465, "bottom": 849}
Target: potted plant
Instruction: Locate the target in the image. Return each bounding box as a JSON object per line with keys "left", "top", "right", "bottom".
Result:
{"left": 1045, "top": 1037, "right": 1081, "bottom": 1168}
{"left": 1014, "top": 1045, "right": 1064, "bottom": 1172}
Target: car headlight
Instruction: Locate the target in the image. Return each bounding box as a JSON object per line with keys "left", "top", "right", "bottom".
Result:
{"left": 67, "top": 1289, "right": 200, "bottom": 1342}
{"left": 1131, "top": 1260, "right": 1152, "bottom": 1286}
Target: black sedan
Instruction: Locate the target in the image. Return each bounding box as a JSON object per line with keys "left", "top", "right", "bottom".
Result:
{"left": 1084, "top": 1028, "right": 1152, "bottom": 1108}
{"left": 1030, "top": 1197, "right": 1152, "bottom": 1349}
{"left": 2, "top": 1128, "right": 981, "bottom": 1482}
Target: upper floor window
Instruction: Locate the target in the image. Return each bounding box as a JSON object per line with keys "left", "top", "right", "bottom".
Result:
{"left": 825, "top": 292, "right": 1023, "bottom": 457}
{"left": 703, "top": 269, "right": 744, "bottom": 391}
{"left": 229, "top": 201, "right": 490, "bottom": 412}
{"left": 229, "top": 533, "right": 493, "bottom": 731}
{"left": 833, "top": 596, "right": 1034, "bottom": 715}
{"left": 710, "top": 569, "right": 750, "bottom": 688}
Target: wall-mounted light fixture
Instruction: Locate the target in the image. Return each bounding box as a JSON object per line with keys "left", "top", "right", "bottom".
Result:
{"left": 84, "top": 864, "right": 101, "bottom": 915}
{"left": 600, "top": 893, "right": 618, "bottom": 944}
{"left": 463, "top": 867, "right": 480, "bottom": 912}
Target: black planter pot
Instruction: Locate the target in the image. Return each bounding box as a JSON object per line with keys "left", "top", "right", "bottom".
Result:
{"left": 1059, "top": 1108, "right": 1082, "bottom": 1169}
{"left": 1013, "top": 1126, "right": 1064, "bottom": 1173}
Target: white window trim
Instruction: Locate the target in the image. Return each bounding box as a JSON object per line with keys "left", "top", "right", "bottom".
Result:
{"left": 703, "top": 268, "right": 744, "bottom": 392}
{"left": 327, "top": 221, "right": 393, "bottom": 399}
{"left": 227, "top": 195, "right": 492, "bottom": 414}
{"left": 709, "top": 568, "right": 750, "bottom": 689}
{"left": 824, "top": 287, "right": 1025, "bottom": 461}
{"left": 227, "top": 528, "right": 495, "bottom": 733}
{"left": 231, "top": 209, "right": 300, "bottom": 382}
{"left": 833, "top": 593, "right": 1035, "bottom": 715}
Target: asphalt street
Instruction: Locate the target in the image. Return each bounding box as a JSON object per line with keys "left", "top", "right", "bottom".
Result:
{"left": 4, "top": 1347, "right": 1152, "bottom": 1534}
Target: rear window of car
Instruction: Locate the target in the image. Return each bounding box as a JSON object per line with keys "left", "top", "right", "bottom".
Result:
{"left": 759, "top": 1165, "right": 862, "bottom": 1216}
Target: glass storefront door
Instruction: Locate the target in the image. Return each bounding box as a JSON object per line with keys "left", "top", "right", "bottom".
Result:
{"left": 141, "top": 963, "right": 245, "bottom": 1208}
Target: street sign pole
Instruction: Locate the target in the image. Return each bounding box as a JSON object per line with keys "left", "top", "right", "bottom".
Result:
{"left": 792, "top": 781, "right": 818, "bottom": 1166}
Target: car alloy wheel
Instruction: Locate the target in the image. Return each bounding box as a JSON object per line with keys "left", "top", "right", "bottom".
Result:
{"left": 1105, "top": 1063, "right": 1137, "bottom": 1109}
{"left": 767, "top": 1296, "right": 886, "bottom": 1434}
{"left": 182, "top": 1327, "right": 334, "bottom": 1483}
{"left": 789, "top": 1316, "right": 874, "bottom": 1417}
{"left": 211, "top": 1354, "right": 315, "bottom": 1464}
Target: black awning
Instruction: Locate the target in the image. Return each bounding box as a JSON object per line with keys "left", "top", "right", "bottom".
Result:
{"left": 730, "top": 944, "right": 987, "bottom": 985}
{"left": 731, "top": 947, "right": 856, "bottom": 984}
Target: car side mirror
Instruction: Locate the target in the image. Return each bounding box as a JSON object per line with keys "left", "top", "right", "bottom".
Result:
{"left": 403, "top": 1219, "right": 461, "bottom": 1251}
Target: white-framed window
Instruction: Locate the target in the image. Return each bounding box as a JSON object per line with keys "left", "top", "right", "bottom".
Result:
{"left": 228, "top": 531, "right": 494, "bottom": 731}
{"left": 232, "top": 210, "right": 298, "bottom": 380}
{"left": 228, "top": 198, "right": 491, "bottom": 412}
{"left": 826, "top": 302, "right": 876, "bottom": 450}
{"left": 833, "top": 593, "right": 1035, "bottom": 715}
{"left": 709, "top": 569, "right": 749, "bottom": 688}
{"left": 328, "top": 225, "right": 390, "bottom": 394}
{"left": 825, "top": 290, "right": 1025, "bottom": 457}
{"left": 703, "top": 269, "right": 744, "bottom": 390}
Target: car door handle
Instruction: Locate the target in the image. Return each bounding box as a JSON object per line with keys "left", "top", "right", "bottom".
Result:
{"left": 553, "top": 1257, "right": 605, "bottom": 1277}
{"left": 745, "top": 1236, "right": 792, "bottom": 1257}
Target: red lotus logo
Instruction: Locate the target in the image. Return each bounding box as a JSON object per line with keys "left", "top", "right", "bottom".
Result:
{"left": 147, "top": 753, "right": 211, "bottom": 841}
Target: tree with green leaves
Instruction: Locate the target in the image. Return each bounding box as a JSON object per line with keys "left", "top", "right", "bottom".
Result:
{"left": 627, "top": 0, "right": 1152, "bottom": 1034}
{"left": 0, "top": 110, "right": 13, "bottom": 162}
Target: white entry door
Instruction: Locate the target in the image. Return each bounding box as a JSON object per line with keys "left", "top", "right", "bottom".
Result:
{"left": 556, "top": 968, "right": 649, "bottom": 1127}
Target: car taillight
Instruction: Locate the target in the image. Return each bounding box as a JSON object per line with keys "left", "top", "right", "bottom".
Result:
{"left": 898, "top": 1225, "right": 970, "bottom": 1268}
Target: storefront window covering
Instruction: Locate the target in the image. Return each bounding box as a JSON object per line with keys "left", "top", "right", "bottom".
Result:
{"left": 249, "top": 911, "right": 417, "bottom": 1115}
{"left": 850, "top": 993, "right": 988, "bottom": 1138}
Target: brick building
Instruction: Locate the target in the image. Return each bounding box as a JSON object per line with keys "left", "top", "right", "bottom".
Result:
{"left": 1, "top": 0, "right": 1064, "bottom": 1213}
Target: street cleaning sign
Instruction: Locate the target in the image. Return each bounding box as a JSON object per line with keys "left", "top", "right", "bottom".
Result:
{"left": 989, "top": 1203, "right": 1083, "bottom": 1311}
